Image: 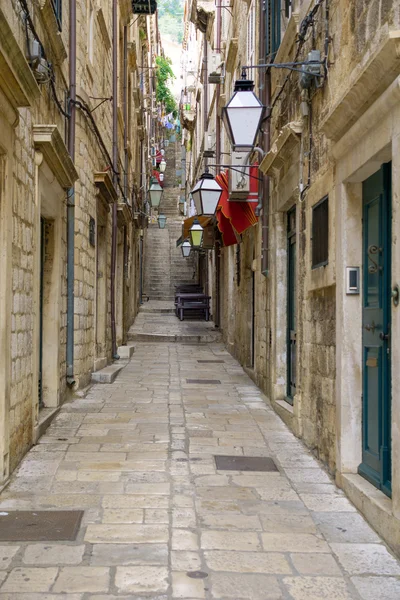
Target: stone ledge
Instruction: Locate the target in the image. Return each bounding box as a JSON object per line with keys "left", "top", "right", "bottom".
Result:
{"left": 322, "top": 30, "right": 400, "bottom": 141}
{"left": 91, "top": 363, "right": 125, "bottom": 384}
{"left": 34, "top": 407, "right": 60, "bottom": 443}
{"left": 117, "top": 345, "right": 135, "bottom": 358}
{"left": 338, "top": 473, "right": 400, "bottom": 557}
{"left": 40, "top": 0, "right": 67, "bottom": 65}
{"left": 33, "top": 125, "right": 78, "bottom": 188}
{"left": 0, "top": 8, "right": 40, "bottom": 110}
{"left": 94, "top": 357, "right": 108, "bottom": 372}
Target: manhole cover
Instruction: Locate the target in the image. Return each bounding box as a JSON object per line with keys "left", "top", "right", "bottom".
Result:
{"left": 214, "top": 456, "right": 278, "bottom": 472}
{"left": 186, "top": 571, "right": 208, "bottom": 579}
{"left": 197, "top": 360, "right": 225, "bottom": 363}
{"left": 186, "top": 379, "right": 221, "bottom": 384}
{"left": 0, "top": 511, "right": 84, "bottom": 541}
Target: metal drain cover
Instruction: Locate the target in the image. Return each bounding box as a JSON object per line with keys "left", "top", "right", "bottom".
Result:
{"left": 197, "top": 360, "right": 225, "bottom": 363}
{"left": 186, "top": 379, "right": 221, "bottom": 384}
{"left": 215, "top": 455, "right": 278, "bottom": 472}
{"left": 186, "top": 571, "right": 208, "bottom": 579}
{"left": 0, "top": 511, "right": 84, "bottom": 541}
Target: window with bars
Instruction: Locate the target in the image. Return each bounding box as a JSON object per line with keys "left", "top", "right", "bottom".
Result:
{"left": 312, "top": 196, "right": 329, "bottom": 268}
{"left": 236, "top": 244, "right": 241, "bottom": 287}
{"left": 51, "top": 0, "right": 62, "bottom": 29}
{"left": 266, "top": 0, "right": 281, "bottom": 58}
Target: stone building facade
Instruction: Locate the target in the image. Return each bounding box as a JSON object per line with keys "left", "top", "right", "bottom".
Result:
{"left": 182, "top": 0, "right": 400, "bottom": 554}
{"left": 0, "top": 0, "right": 157, "bottom": 482}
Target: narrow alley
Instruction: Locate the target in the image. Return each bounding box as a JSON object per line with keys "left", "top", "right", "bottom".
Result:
{"left": 3, "top": 0, "right": 400, "bottom": 597}
{"left": 0, "top": 322, "right": 399, "bottom": 599}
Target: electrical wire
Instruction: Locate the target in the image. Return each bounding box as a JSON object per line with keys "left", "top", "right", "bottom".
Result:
{"left": 19, "top": 0, "right": 69, "bottom": 118}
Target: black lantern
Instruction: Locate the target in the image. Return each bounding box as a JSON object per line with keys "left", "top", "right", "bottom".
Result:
{"left": 189, "top": 218, "right": 204, "bottom": 248}
{"left": 181, "top": 239, "right": 191, "bottom": 258}
{"left": 221, "top": 78, "right": 266, "bottom": 152}
{"left": 191, "top": 169, "right": 223, "bottom": 216}
{"left": 148, "top": 178, "right": 163, "bottom": 208}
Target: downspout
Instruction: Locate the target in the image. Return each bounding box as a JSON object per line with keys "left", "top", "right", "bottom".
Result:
{"left": 215, "top": 1, "right": 221, "bottom": 174}
{"left": 123, "top": 25, "right": 128, "bottom": 200}
{"left": 260, "top": 0, "right": 270, "bottom": 277}
{"left": 66, "top": 0, "right": 76, "bottom": 385}
{"left": 111, "top": 0, "right": 119, "bottom": 359}
{"left": 203, "top": 33, "right": 208, "bottom": 168}
{"left": 214, "top": 0, "right": 222, "bottom": 328}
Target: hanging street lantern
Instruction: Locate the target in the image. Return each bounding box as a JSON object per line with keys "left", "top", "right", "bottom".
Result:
{"left": 221, "top": 77, "right": 266, "bottom": 152}
{"left": 189, "top": 217, "right": 204, "bottom": 248}
{"left": 181, "top": 239, "right": 192, "bottom": 258}
{"left": 191, "top": 169, "right": 223, "bottom": 216}
{"left": 164, "top": 139, "right": 169, "bottom": 148}
{"left": 159, "top": 159, "right": 167, "bottom": 173}
{"left": 149, "top": 178, "right": 163, "bottom": 208}
{"left": 161, "top": 148, "right": 165, "bottom": 156}
{"left": 157, "top": 214, "right": 167, "bottom": 229}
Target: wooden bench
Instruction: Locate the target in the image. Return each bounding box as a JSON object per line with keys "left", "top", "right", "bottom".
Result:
{"left": 175, "top": 293, "right": 211, "bottom": 321}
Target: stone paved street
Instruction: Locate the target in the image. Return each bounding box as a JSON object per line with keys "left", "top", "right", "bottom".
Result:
{"left": 0, "top": 326, "right": 399, "bottom": 599}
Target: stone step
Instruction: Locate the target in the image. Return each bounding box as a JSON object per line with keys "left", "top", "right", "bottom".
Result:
{"left": 128, "top": 331, "right": 221, "bottom": 344}
{"left": 91, "top": 363, "right": 125, "bottom": 384}
{"left": 117, "top": 344, "right": 135, "bottom": 358}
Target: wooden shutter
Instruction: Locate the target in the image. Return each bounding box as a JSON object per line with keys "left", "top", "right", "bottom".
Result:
{"left": 312, "top": 196, "right": 329, "bottom": 268}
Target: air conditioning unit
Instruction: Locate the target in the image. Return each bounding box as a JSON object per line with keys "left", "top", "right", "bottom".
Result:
{"left": 208, "top": 53, "right": 224, "bottom": 84}
{"left": 203, "top": 131, "right": 215, "bottom": 158}
{"left": 229, "top": 152, "right": 250, "bottom": 200}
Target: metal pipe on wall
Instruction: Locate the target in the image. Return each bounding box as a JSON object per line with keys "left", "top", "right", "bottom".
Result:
{"left": 66, "top": 0, "right": 76, "bottom": 385}
{"left": 123, "top": 25, "right": 128, "bottom": 200}
{"left": 215, "top": 1, "right": 221, "bottom": 174}
{"left": 260, "top": 0, "right": 271, "bottom": 277}
{"left": 111, "top": 0, "right": 119, "bottom": 359}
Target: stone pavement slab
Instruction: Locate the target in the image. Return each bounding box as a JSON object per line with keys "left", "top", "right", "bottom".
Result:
{"left": 0, "top": 336, "right": 398, "bottom": 598}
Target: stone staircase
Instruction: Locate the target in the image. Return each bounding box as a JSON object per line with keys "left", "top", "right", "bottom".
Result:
{"left": 143, "top": 139, "right": 196, "bottom": 300}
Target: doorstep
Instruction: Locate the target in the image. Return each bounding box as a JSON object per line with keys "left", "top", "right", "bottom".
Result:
{"left": 34, "top": 407, "right": 60, "bottom": 443}
{"left": 338, "top": 472, "right": 400, "bottom": 557}
{"left": 91, "top": 363, "right": 125, "bottom": 384}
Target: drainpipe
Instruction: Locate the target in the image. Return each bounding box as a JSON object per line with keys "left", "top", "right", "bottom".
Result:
{"left": 215, "top": 1, "right": 221, "bottom": 174}
{"left": 203, "top": 33, "right": 208, "bottom": 168}
{"left": 123, "top": 25, "right": 128, "bottom": 200}
{"left": 111, "top": 0, "right": 119, "bottom": 359}
{"left": 260, "top": 0, "right": 270, "bottom": 277}
{"left": 66, "top": 0, "right": 76, "bottom": 385}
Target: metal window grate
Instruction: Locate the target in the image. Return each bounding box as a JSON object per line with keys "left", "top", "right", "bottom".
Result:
{"left": 312, "top": 196, "right": 329, "bottom": 268}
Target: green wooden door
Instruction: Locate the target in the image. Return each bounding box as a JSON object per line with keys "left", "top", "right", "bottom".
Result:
{"left": 287, "top": 207, "right": 296, "bottom": 403}
{"left": 359, "top": 163, "right": 392, "bottom": 497}
{"left": 38, "top": 217, "right": 45, "bottom": 408}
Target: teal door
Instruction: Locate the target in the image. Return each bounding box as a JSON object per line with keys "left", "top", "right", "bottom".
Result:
{"left": 359, "top": 163, "right": 392, "bottom": 497}
{"left": 287, "top": 207, "right": 296, "bottom": 403}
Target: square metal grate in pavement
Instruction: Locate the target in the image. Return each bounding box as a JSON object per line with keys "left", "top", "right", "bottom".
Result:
{"left": 186, "top": 379, "right": 221, "bottom": 384}
{"left": 0, "top": 511, "right": 84, "bottom": 541}
{"left": 215, "top": 455, "right": 279, "bottom": 472}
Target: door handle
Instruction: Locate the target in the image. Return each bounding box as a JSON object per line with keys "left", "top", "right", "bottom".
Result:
{"left": 379, "top": 332, "right": 390, "bottom": 341}
{"left": 364, "top": 321, "right": 376, "bottom": 333}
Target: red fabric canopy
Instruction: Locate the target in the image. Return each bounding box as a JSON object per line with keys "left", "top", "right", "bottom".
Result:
{"left": 215, "top": 165, "right": 259, "bottom": 246}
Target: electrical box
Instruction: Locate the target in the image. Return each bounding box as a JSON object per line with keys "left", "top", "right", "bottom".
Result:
{"left": 300, "top": 50, "right": 321, "bottom": 89}
{"left": 229, "top": 152, "right": 250, "bottom": 200}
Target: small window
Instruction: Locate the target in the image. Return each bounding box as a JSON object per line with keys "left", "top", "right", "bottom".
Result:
{"left": 51, "top": 0, "right": 62, "bottom": 29}
{"left": 284, "top": 0, "right": 292, "bottom": 19}
{"left": 247, "top": 1, "right": 255, "bottom": 66}
{"left": 236, "top": 244, "right": 241, "bottom": 287}
{"left": 312, "top": 196, "right": 329, "bottom": 268}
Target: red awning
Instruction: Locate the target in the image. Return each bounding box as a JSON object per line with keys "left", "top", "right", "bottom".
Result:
{"left": 215, "top": 165, "right": 259, "bottom": 246}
